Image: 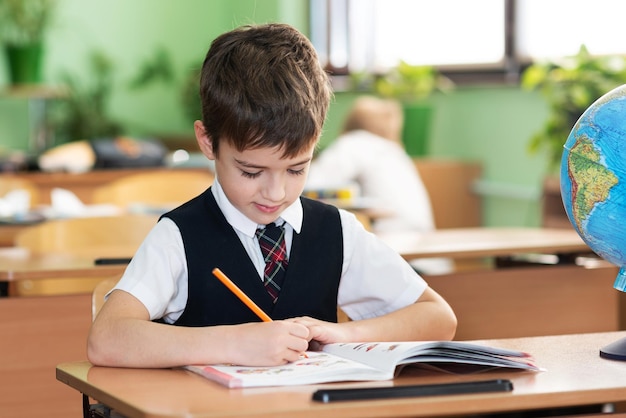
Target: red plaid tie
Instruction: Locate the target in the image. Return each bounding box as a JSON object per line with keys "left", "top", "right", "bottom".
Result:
{"left": 256, "top": 222, "right": 288, "bottom": 303}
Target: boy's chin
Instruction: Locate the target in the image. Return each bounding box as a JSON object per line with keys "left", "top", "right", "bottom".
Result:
{"left": 246, "top": 209, "right": 281, "bottom": 226}
{"left": 252, "top": 215, "right": 282, "bottom": 226}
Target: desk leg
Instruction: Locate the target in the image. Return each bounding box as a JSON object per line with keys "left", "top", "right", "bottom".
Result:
{"left": 83, "top": 394, "right": 121, "bottom": 418}
{"left": 83, "top": 394, "right": 91, "bottom": 418}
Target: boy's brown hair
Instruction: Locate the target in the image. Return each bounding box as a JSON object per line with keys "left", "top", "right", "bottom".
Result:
{"left": 198, "top": 23, "right": 332, "bottom": 158}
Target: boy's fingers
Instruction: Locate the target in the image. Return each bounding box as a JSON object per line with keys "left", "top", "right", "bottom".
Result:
{"left": 288, "top": 322, "right": 310, "bottom": 339}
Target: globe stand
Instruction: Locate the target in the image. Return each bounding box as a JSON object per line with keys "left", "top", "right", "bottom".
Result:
{"left": 602, "top": 272, "right": 626, "bottom": 361}
{"left": 600, "top": 337, "right": 626, "bottom": 361}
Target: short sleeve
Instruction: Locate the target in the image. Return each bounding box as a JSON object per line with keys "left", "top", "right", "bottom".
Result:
{"left": 112, "top": 217, "right": 189, "bottom": 323}
{"left": 336, "top": 209, "right": 427, "bottom": 320}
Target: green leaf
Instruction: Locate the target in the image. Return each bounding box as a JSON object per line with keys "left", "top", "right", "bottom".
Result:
{"left": 521, "top": 44, "right": 626, "bottom": 168}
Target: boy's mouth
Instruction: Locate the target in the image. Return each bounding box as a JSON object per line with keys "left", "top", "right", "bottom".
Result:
{"left": 255, "top": 203, "right": 282, "bottom": 214}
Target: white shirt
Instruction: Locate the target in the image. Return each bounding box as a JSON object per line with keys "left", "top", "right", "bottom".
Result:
{"left": 113, "top": 179, "right": 427, "bottom": 324}
{"left": 307, "top": 130, "right": 453, "bottom": 274}
{"left": 307, "top": 130, "right": 436, "bottom": 233}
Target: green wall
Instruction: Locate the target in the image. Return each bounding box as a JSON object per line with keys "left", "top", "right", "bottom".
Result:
{"left": 428, "top": 87, "right": 550, "bottom": 227}
{"left": 0, "top": 0, "right": 554, "bottom": 228}
{"left": 0, "top": 0, "right": 308, "bottom": 150}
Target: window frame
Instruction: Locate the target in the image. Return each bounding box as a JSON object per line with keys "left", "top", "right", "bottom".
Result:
{"left": 311, "top": 0, "right": 531, "bottom": 86}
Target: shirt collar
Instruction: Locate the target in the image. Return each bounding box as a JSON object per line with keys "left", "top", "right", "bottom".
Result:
{"left": 210, "top": 178, "right": 303, "bottom": 238}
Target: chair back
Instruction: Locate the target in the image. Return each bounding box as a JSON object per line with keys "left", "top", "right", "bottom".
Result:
{"left": 91, "top": 170, "right": 214, "bottom": 211}
{"left": 14, "top": 214, "right": 158, "bottom": 257}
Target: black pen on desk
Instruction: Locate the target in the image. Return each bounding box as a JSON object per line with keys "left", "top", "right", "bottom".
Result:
{"left": 312, "top": 379, "right": 513, "bottom": 403}
{"left": 94, "top": 257, "right": 132, "bottom": 265}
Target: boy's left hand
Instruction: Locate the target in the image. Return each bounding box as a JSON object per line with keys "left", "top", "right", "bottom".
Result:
{"left": 290, "top": 316, "right": 348, "bottom": 346}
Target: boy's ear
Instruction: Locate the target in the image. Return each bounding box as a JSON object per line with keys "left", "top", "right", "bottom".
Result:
{"left": 194, "top": 120, "right": 216, "bottom": 160}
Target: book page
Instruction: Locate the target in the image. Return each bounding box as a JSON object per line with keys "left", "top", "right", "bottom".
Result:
{"left": 185, "top": 351, "right": 392, "bottom": 388}
{"left": 185, "top": 341, "right": 541, "bottom": 388}
{"left": 321, "top": 341, "right": 540, "bottom": 373}
{"left": 322, "top": 342, "right": 434, "bottom": 372}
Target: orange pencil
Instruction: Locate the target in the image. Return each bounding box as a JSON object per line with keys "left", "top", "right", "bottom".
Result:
{"left": 212, "top": 267, "right": 308, "bottom": 359}
{"left": 212, "top": 268, "right": 273, "bottom": 322}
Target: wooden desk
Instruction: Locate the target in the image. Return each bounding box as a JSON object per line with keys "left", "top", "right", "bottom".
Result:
{"left": 0, "top": 247, "right": 127, "bottom": 282}
{"left": 0, "top": 248, "right": 129, "bottom": 418}
{"left": 3, "top": 167, "right": 212, "bottom": 205}
{"left": 0, "top": 223, "right": 30, "bottom": 247}
{"left": 2, "top": 293, "right": 92, "bottom": 418}
{"left": 427, "top": 261, "right": 621, "bottom": 340}
{"left": 6, "top": 228, "right": 619, "bottom": 417}
{"left": 377, "top": 227, "right": 590, "bottom": 260}
{"left": 379, "top": 227, "right": 623, "bottom": 340}
{"left": 56, "top": 331, "right": 626, "bottom": 418}
{"left": 0, "top": 246, "right": 129, "bottom": 296}
{"left": 0, "top": 214, "right": 46, "bottom": 247}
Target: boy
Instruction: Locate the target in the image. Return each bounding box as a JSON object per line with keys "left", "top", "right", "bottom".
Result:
{"left": 87, "top": 23, "right": 456, "bottom": 369}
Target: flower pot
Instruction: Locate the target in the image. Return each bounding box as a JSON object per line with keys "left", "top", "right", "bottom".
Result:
{"left": 402, "top": 104, "right": 432, "bottom": 156}
{"left": 5, "top": 43, "right": 44, "bottom": 85}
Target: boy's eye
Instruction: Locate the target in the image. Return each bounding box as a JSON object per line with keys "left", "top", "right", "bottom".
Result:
{"left": 241, "top": 168, "right": 305, "bottom": 178}
{"left": 241, "top": 170, "right": 261, "bottom": 179}
{"left": 288, "top": 168, "right": 306, "bottom": 176}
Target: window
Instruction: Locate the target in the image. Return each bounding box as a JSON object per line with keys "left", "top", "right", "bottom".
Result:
{"left": 516, "top": 0, "right": 626, "bottom": 59}
{"left": 310, "top": 0, "right": 626, "bottom": 84}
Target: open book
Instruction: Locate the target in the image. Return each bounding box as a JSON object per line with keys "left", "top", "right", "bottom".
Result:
{"left": 184, "top": 341, "right": 542, "bottom": 388}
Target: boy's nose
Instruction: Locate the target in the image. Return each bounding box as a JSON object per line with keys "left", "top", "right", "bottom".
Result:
{"left": 262, "top": 175, "right": 287, "bottom": 201}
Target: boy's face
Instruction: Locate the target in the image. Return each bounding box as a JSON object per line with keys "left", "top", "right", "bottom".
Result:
{"left": 195, "top": 122, "right": 315, "bottom": 225}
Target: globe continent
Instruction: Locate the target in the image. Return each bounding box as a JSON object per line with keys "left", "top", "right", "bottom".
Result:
{"left": 561, "top": 84, "right": 626, "bottom": 291}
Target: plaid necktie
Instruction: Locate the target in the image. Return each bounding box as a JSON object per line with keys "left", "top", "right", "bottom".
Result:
{"left": 256, "top": 222, "right": 288, "bottom": 303}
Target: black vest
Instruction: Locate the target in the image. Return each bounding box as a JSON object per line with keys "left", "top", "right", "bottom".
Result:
{"left": 161, "top": 189, "right": 343, "bottom": 326}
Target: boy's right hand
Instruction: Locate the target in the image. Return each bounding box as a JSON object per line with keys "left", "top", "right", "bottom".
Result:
{"left": 222, "top": 320, "right": 310, "bottom": 366}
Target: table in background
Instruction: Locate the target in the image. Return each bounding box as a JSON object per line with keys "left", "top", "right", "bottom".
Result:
{"left": 0, "top": 214, "right": 46, "bottom": 247}
{"left": 2, "top": 167, "right": 212, "bottom": 205}
{"left": 0, "top": 247, "right": 130, "bottom": 418}
{"left": 0, "top": 222, "right": 31, "bottom": 246}
{"left": 377, "top": 227, "right": 591, "bottom": 261}
{"left": 56, "top": 331, "right": 626, "bottom": 418}
{"left": 0, "top": 246, "right": 130, "bottom": 296}
{"left": 378, "top": 227, "right": 624, "bottom": 341}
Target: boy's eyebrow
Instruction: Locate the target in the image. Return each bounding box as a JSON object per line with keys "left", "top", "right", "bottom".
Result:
{"left": 234, "top": 157, "right": 312, "bottom": 169}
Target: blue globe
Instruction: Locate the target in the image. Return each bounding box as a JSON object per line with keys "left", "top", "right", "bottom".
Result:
{"left": 561, "top": 84, "right": 626, "bottom": 291}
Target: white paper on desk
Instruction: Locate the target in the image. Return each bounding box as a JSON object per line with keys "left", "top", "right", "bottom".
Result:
{"left": 0, "top": 189, "right": 30, "bottom": 217}
{"left": 43, "top": 188, "right": 121, "bottom": 218}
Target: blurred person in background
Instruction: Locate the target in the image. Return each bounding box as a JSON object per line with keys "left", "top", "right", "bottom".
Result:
{"left": 307, "top": 96, "right": 452, "bottom": 275}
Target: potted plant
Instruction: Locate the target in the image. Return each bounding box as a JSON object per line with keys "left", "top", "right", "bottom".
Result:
{"left": 0, "top": 0, "right": 55, "bottom": 85}
{"left": 50, "top": 51, "right": 123, "bottom": 142}
{"left": 352, "top": 61, "right": 453, "bottom": 156}
{"left": 50, "top": 47, "right": 174, "bottom": 143}
{"left": 521, "top": 45, "right": 626, "bottom": 227}
{"left": 521, "top": 45, "right": 626, "bottom": 173}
